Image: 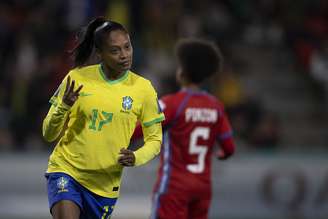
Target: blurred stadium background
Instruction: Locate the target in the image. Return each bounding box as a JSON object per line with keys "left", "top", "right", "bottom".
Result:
{"left": 0, "top": 0, "right": 328, "bottom": 219}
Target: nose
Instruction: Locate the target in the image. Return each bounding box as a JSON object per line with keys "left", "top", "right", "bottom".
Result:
{"left": 120, "top": 49, "right": 128, "bottom": 60}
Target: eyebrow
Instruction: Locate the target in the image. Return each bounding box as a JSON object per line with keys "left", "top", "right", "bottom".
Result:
{"left": 108, "top": 41, "right": 131, "bottom": 48}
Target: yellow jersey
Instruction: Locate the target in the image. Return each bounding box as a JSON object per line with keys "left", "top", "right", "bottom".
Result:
{"left": 43, "top": 64, "right": 164, "bottom": 198}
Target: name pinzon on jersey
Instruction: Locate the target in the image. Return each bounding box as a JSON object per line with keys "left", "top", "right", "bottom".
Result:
{"left": 185, "top": 108, "right": 218, "bottom": 123}
{"left": 121, "top": 96, "right": 133, "bottom": 112}
{"left": 57, "top": 177, "right": 69, "bottom": 193}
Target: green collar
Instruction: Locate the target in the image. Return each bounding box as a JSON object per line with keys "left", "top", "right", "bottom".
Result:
{"left": 99, "top": 64, "right": 129, "bottom": 84}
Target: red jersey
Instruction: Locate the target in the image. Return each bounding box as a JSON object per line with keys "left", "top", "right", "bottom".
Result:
{"left": 131, "top": 89, "right": 236, "bottom": 219}
{"left": 154, "top": 89, "right": 235, "bottom": 194}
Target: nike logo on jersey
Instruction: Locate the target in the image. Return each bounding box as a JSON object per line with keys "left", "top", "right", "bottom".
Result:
{"left": 79, "top": 92, "right": 93, "bottom": 97}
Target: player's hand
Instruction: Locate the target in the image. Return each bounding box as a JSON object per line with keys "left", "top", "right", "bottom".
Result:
{"left": 62, "top": 76, "right": 83, "bottom": 106}
{"left": 217, "top": 149, "right": 229, "bottom": 160}
{"left": 118, "top": 148, "right": 136, "bottom": 167}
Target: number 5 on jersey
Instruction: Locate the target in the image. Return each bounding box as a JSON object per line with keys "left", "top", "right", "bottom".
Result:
{"left": 89, "top": 109, "right": 113, "bottom": 131}
{"left": 187, "top": 127, "right": 210, "bottom": 174}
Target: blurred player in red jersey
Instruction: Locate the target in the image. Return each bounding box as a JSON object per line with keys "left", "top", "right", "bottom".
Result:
{"left": 134, "top": 39, "right": 235, "bottom": 219}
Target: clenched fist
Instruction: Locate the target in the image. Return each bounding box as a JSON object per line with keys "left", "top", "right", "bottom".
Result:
{"left": 118, "top": 148, "right": 136, "bottom": 167}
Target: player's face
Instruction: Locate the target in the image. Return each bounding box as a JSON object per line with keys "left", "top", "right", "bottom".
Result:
{"left": 100, "top": 30, "right": 133, "bottom": 74}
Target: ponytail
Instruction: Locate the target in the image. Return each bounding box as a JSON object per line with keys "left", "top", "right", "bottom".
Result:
{"left": 71, "top": 17, "right": 106, "bottom": 67}
{"left": 71, "top": 17, "right": 128, "bottom": 68}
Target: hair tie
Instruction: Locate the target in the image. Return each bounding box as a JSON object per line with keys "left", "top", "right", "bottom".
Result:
{"left": 95, "top": 21, "right": 112, "bottom": 33}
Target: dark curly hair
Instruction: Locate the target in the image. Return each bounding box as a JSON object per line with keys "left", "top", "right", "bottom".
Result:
{"left": 175, "top": 38, "right": 223, "bottom": 84}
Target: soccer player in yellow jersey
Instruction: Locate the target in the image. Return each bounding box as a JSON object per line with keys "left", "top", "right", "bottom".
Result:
{"left": 42, "top": 17, "right": 165, "bottom": 219}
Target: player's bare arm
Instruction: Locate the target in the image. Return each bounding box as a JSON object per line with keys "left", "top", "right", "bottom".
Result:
{"left": 62, "top": 76, "right": 83, "bottom": 106}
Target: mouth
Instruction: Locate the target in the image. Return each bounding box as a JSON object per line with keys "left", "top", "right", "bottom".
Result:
{"left": 119, "top": 61, "right": 130, "bottom": 67}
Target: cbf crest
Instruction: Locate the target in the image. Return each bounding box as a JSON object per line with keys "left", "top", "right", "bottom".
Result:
{"left": 57, "top": 176, "right": 69, "bottom": 193}
{"left": 122, "top": 96, "right": 133, "bottom": 111}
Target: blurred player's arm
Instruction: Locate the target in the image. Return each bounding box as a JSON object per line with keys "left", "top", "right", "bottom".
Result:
{"left": 216, "top": 111, "right": 235, "bottom": 160}
{"left": 217, "top": 134, "right": 235, "bottom": 160}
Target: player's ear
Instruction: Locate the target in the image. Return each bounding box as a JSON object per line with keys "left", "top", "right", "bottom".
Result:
{"left": 95, "top": 48, "right": 101, "bottom": 58}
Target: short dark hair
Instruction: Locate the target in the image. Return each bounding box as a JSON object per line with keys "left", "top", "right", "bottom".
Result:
{"left": 71, "top": 17, "right": 128, "bottom": 67}
{"left": 175, "top": 39, "right": 223, "bottom": 84}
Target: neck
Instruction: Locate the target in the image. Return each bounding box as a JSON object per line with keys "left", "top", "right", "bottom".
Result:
{"left": 181, "top": 83, "right": 201, "bottom": 91}
{"left": 101, "top": 63, "right": 125, "bottom": 80}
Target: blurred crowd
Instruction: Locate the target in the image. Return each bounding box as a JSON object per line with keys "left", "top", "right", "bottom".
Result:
{"left": 0, "top": 0, "right": 327, "bottom": 151}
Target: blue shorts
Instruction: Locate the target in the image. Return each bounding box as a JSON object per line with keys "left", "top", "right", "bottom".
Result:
{"left": 46, "top": 172, "right": 117, "bottom": 219}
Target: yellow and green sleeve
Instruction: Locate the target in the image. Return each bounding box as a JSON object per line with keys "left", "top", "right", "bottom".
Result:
{"left": 133, "top": 81, "right": 165, "bottom": 166}
{"left": 42, "top": 101, "right": 71, "bottom": 142}
{"left": 42, "top": 75, "right": 70, "bottom": 142}
{"left": 133, "top": 122, "right": 163, "bottom": 166}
